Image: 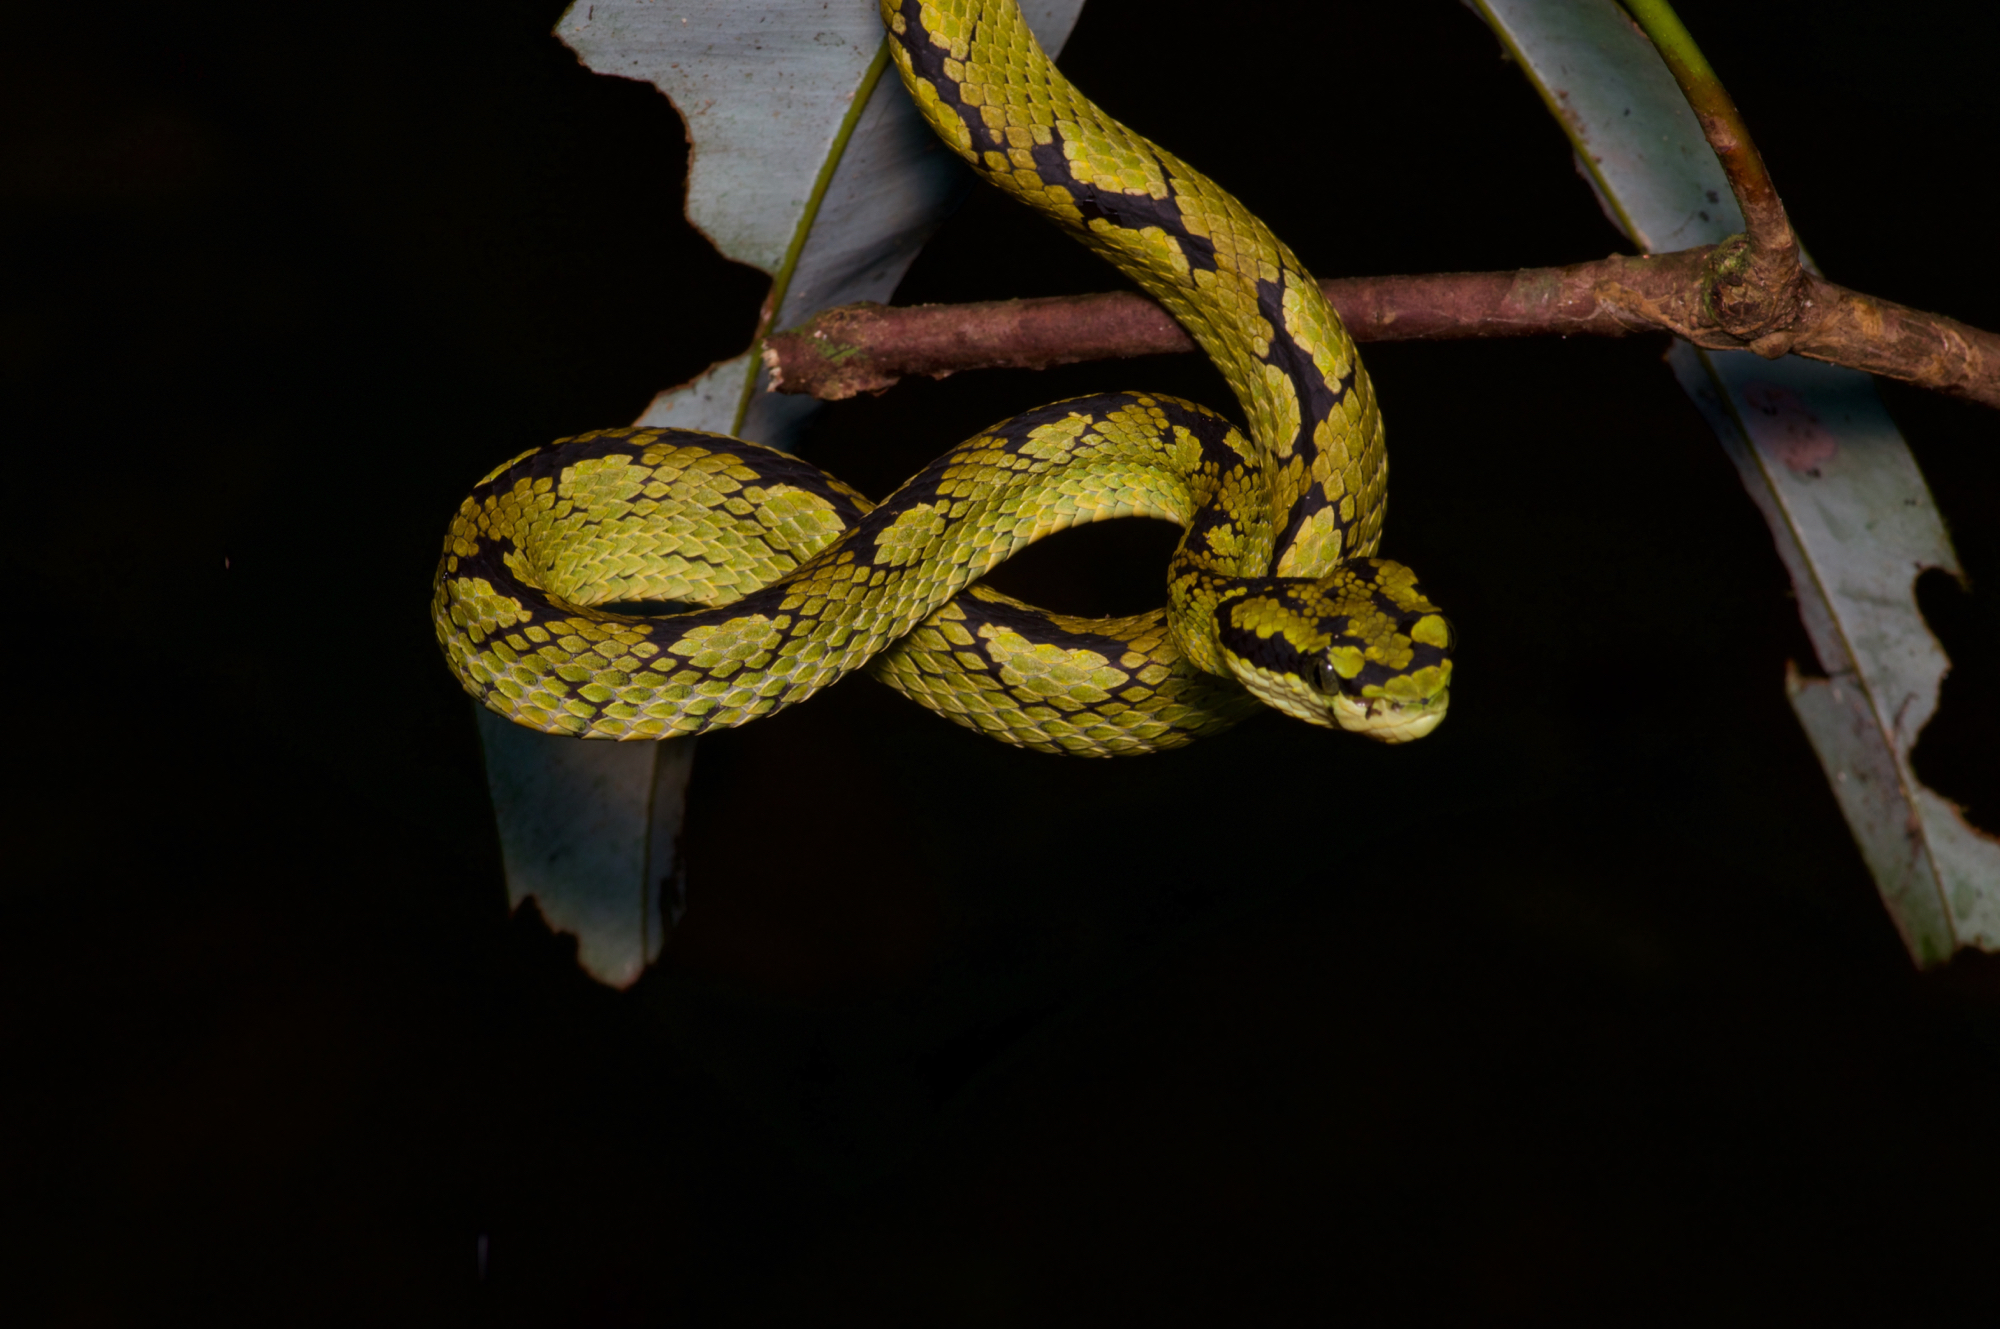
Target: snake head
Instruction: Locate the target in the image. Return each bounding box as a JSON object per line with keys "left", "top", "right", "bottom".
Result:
{"left": 1216, "top": 559, "right": 1453, "bottom": 744}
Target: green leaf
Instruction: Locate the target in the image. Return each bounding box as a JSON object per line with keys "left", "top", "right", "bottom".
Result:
{"left": 1472, "top": 0, "right": 2000, "bottom": 965}
{"left": 474, "top": 0, "right": 1087, "bottom": 986}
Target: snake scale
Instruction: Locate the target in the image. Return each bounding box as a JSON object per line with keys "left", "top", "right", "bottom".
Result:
{"left": 431, "top": 0, "right": 1454, "bottom": 757}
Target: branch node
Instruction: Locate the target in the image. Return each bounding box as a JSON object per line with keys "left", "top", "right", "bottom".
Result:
{"left": 1700, "top": 233, "right": 1811, "bottom": 343}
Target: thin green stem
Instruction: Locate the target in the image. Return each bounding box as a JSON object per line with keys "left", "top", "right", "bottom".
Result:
{"left": 1619, "top": 0, "right": 1793, "bottom": 258}
{"left": 731, "top": 39, "right": 894, "bottom": 435}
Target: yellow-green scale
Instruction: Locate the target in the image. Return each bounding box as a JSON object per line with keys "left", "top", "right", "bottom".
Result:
{"left": 438, "top": 399, "right": 1256, "bottom": 745}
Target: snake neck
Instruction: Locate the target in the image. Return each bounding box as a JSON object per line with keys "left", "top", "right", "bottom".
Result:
{"left": 881, "top": 0, "right": 1388, "bottom": 583}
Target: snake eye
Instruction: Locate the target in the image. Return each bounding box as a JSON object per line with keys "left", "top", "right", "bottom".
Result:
{"left": 1311, "top": 655, "right": 1342, "bottom": 696}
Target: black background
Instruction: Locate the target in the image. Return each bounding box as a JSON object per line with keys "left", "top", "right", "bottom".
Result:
{"left": 4, "top": 0, "right": 1998, "bottom": 1323}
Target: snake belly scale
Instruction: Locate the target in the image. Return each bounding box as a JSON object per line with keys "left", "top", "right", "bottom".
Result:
{"left": 431, "top": 0, "right": 1454, "bottom": 757}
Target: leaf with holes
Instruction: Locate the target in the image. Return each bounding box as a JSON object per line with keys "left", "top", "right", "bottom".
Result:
{"left": 1472, "top": 0, "right": 2000, "bottom": 965}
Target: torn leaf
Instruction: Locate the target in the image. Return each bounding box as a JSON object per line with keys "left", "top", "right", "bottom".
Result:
{"left": 560, "top": 0, "right": 1086, "bottom": 450}
{"left": 1473, "top": 0, "right": 1999, "bottom": 964}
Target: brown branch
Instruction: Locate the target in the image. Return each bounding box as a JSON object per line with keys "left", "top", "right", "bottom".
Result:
{"left": 760, "top": 1, "right": 1996, "bottom": 411}
{"left": 763, "top": 257, "right": 2000, "bottom": 409}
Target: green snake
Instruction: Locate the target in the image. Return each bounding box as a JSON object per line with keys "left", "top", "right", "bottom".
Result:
{"left": 431, "top": 0, "right": 1453, "bottom": 757}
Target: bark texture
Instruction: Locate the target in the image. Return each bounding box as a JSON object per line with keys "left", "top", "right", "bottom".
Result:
{"left": 764, "top": 254, "right": 2000, "bottom": 409}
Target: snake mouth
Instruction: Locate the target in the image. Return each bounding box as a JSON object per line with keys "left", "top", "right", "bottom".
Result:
{"left": 1221, "top": 654, "right": 1450, "bottom": 743}
{"left": 1330, "top": 691, "right": 1449, "bottom": 744}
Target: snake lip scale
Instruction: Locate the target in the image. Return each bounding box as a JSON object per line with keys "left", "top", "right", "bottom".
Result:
{"left": 431, "top": 0, "right": 1454, "bottom": 758}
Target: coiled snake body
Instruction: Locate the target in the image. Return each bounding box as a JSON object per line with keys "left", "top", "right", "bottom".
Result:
{"left": 432, "top": 0, "right": 1453, "bottom": 757}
